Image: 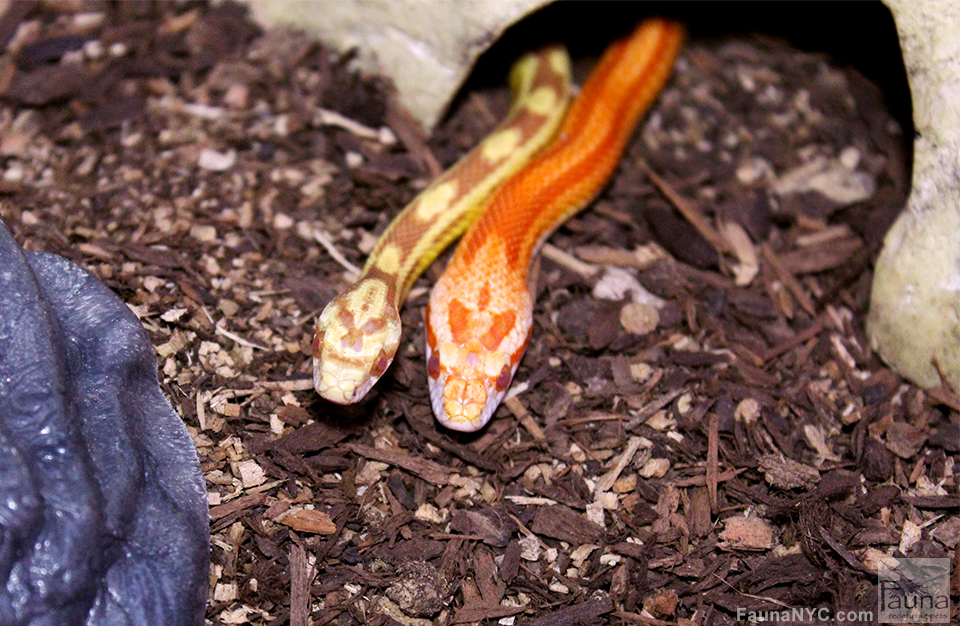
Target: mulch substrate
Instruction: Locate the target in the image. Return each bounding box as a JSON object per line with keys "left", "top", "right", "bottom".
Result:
{"left": 0, "top": 2, "right": 956, "bottom": 625}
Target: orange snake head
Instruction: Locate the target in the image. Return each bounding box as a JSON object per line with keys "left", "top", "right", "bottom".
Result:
{"left": 312, "top": 278, "right": 402, "bottom": 404}
{"left": 425, "top": 269, "right": 533, "bottom": 432}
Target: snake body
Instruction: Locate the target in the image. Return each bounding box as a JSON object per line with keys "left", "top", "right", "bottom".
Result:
{"left": 313, "top": 46, "right": 572, "bottom": 404}
{"left": 426, "top": 19, "right": 685, "bottom": 431}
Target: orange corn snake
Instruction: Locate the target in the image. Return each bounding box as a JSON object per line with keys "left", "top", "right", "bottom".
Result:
{"left": 426, "top": 19, "right": 685, "bottom": 431}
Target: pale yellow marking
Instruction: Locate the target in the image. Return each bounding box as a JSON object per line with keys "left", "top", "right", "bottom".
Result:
{"left": 525, "top": 86, "right": 558, "bottom": 116}
{"left": 373, "top": 243, "right": 403, "bottom": 274}
{"left": 549, "top": 47, "right": 569, "bottom": 74}
{"left": 439, "top": 341, "right": 457, "bottom": 365}
{"left": 400, "top": 202, "right": 467, "bottom": 282}
{"left": 508, "top": 55, "right": 537, "bottom": 95}
{"left": 414, "top": 180, "right": 458, "bottom": 221}
{"left": 484, "top": 353, "right": 507, "bottom": 379}
{"left": 349, "top": 278, "right": 389, "bottom": 316}
{"left": 480, "top": 128, "right": 522, "bottom": 164}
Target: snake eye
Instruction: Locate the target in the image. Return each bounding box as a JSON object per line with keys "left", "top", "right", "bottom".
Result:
{"left": 495, "top": 364, "right": 512, "bottom": 392}
{"left": 311, "top": 331, "right": 323, "bottom": 357}
{"left": 372, "top": 350, "right": 390, "bottom": 376}
{"left": 427, "top": 352, "right": 441, "bottom": 379}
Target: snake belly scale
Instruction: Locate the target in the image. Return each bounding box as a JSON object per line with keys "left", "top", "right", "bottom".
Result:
{"left": 313, "top": 46, "right": 572, "bottom": 404}
{"left": 426, "top": 19, "right": 685, "bottom": 431}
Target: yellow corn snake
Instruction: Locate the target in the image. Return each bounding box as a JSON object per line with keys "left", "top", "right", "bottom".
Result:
{"left": 313, "top": 44, "right": 573, "bottom": 404}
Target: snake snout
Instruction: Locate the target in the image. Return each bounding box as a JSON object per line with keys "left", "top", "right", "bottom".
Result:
{"left": 313, "top": 289, "right": 403, "bottom": 404}
{"left": 433, "top": 375, "right": 488, "bottom": 432}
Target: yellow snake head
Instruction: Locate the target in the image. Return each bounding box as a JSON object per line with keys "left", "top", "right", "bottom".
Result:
{"left": 312, "top": 278, "right": 401, "bottom": 404}
{"left": 425, "top": 264, "right": 533, "bottom": 432}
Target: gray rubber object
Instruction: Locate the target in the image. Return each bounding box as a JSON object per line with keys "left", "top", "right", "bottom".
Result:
{"left": 0, "top": 216, "right": 208, "bottom": 625}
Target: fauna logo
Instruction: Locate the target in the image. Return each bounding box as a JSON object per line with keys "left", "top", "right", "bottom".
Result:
{"left": 878, "top": 558, "right": 951, "bottom": 624}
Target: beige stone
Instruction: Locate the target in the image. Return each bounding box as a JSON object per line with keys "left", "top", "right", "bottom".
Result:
{"left": 246, "top": 0, "right": 550, "bottom": 130}
{"left": 870, "top": 1, "right": 960, "bottom": 390}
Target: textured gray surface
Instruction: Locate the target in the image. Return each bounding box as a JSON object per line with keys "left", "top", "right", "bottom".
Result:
{"left": 0, "top": 217, "right": 208, "bottom": 625}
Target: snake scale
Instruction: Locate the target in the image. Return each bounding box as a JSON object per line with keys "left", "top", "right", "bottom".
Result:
{"left": 313, "top": 45, "right": 573, "bottom": 404}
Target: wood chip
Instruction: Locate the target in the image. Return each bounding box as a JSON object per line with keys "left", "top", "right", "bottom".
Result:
{"left": 523, "top": 595, "right": 614, "bottom": 626}
{"left": 719, "top": 515, "right": 774, "bottom": 550}
{"left": 620, "top": 301, "right": 659, "bottom": 335}
{"left": 721, "top": 220, "right": 759, "bottom": 286}
{"left": 504, "top": 396, "right": 545, "bottom": 441}
{"left": 595, "top": 436, "right": 648, "bottom": 493}
{"left": 761, "top": 243, "right": 816, "bottom": 315}
{"left": 758, "top": 454, "right": 821, "bottom": 489}
{"left": 289, "top": 543, "right": 313, "bottom": 626}
{"left": 449, "top": 508, "right": 515, "bottom": 548}
{"left": 531, "top": 505, "right": 604, "bottom": 545}
{"left": 276, "top": 508, "right": 337, "bottom": 534}
{"left": 344, "top": 443, "right": 453, "bottom": 485}
{"left": 778, "top": 236, "right": 862, "bottom": 274}
{"left": 542, "top": 242, "right": 600, "bottom": 280}
{"left": 574, "top": 244, "right": 643, "bottom": 267}
{"left": 640, "top": 158, "right": 729, "bottom": 254}
{"left": 209, "top": 491, "right": 268, "bottom": 521}
{"left": 706, "top": 412, "right": 719, "bottom": 513}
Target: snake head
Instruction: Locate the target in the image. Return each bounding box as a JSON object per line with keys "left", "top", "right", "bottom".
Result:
{"left": 312, "top": 278, "right": 402, "bottom": 404}
{"left": 425, "top": 275, "right": 533, "bottom": 432}
{"left": 425, "top": 338, "right": 522, "bottom": 432}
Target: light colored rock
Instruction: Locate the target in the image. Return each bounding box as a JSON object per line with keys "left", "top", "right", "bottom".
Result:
{"left": 870, "top": 1, "right": 960, "bottom": 390}
{"left": 620, "top": 302, "right": 659, "bottom": 336}
{"left": 772, "top": 154, "right": 876, "bottom": 206}
{"left": 594, "top": 266, "right": 665, "bottom": 308}
{"left": 246, "top": 0, "right": 550, "bottom": 130}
